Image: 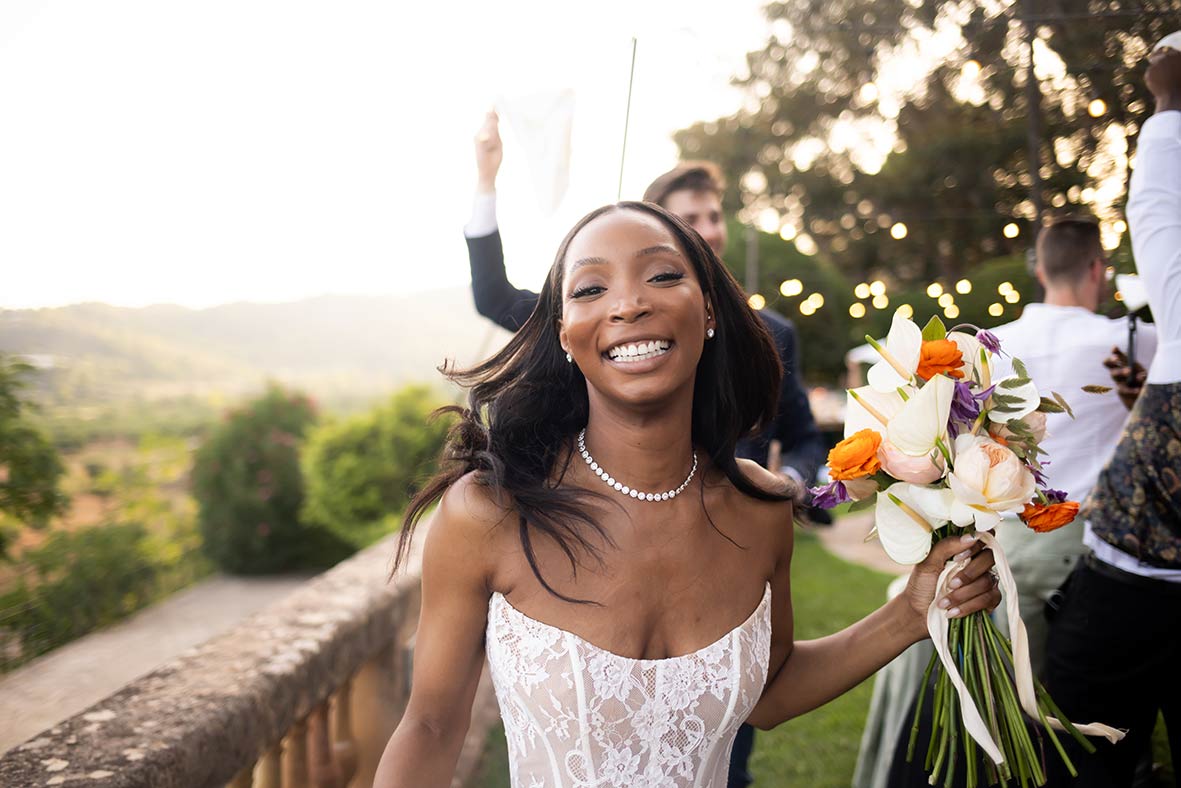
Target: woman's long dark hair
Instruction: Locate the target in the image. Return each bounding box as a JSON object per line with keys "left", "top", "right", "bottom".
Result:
{"left": 394, "top": 202, "right": 790, "bottom": 601}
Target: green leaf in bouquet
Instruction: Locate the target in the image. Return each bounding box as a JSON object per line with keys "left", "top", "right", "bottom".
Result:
{"left": 1000, "top": 376, "right": 1031, "bottom": 390}
{"left": 1052, "top": 391, "right": 1075, "bottom": 418}
{"left": 990, "top": 392, "right": 1023, "bottom": 405}
{"left": 1081, "top": 384, "right": 1111, "bottom": 395}
{"left": 1012, "top": 357, "right": 1029, "bottom": 379}
{"left": 1038, "top": 397, "right": 1066, "bottom": 414}
{"left": 922, "top": 315, "right": 947, "bottom": 342}
{"left": 848, "top": 496, "right": 876, "bottom": 513}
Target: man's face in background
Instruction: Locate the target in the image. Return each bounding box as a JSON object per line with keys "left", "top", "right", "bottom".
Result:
{"left": 662, "top": 189, "right": 728, "bottom": 257}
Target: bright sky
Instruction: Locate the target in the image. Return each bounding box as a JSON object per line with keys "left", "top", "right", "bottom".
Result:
{"left": 0, "top": 0, "right": 770, "bottom": 309}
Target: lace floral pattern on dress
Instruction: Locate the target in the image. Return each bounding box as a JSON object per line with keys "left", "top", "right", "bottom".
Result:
{"left": 485, "top": 583, "right": 772, "bottom": 788}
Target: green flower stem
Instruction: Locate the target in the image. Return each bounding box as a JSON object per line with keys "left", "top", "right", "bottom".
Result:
{"left": 944, "top": 619, "right": 961, "bottom": 788}
{"left": 982, "top": 618, "right": 1044, "bottom": 784}
{"left": 993, "top": 631, "right": 1097, "bottom": 756}
{"left": 1034, "top": 679, "right": 1096, "bottom": 754}
{"left": 935, "top": 436, "right": 954, "bottom": 469}
{"left": 962, "top": 614, "right": 982, "bottom": 788}
{"left": 908, "top": 649, "right": 940, "bottom": 762}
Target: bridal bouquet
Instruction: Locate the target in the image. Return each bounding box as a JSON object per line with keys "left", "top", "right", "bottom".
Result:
{"left": 810, "top": 313, "right": 1123, "bottom": 787}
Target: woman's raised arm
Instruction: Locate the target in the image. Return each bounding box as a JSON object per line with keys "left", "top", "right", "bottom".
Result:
{"left": 747, "top": 534, "right": 998, "bottom": 729}
{"left": 373, "top": 474, "right": 506, "bottom": 787}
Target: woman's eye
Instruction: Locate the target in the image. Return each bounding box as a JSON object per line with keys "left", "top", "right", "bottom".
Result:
{"left": 651, "top": 272, "right": 685, "bottom": 284}
{"left": 570, "top": 285, "right": 605, "bottom": 298}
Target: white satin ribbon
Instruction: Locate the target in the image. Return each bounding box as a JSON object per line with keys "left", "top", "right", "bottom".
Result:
{"left": 926, "top": 530, "right": 1126, "bottom": 767}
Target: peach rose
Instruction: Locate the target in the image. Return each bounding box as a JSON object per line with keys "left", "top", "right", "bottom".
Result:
{"left": 878, "top": 440, "right": 945, "bottom": 484}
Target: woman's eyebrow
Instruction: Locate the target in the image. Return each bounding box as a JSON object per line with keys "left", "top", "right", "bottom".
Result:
{"left": 635, "top": 244, "right": 683, "bottom": 259}
{"left": 569, "top": 256, "right": 608, "bottom": 272}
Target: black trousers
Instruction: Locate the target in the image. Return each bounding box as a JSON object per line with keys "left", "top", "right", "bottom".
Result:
{"left": 1041, "top": 558, "right": 1181, "bottom": 787}
{"left": 728, "top": 722, "right": 755, "bottom": 787}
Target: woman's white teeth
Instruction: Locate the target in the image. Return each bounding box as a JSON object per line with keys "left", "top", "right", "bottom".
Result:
{"left": 608, "top": 340, "right": 671, "bottom": 362}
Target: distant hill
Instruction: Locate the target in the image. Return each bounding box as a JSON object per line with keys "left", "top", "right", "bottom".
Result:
{"left": 0, "top": 289, "right": 513, "bottom": 406}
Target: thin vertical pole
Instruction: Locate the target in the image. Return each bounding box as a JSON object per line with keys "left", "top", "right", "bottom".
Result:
{"left": 618, "top": 38, "right": 638, "bottom": 201}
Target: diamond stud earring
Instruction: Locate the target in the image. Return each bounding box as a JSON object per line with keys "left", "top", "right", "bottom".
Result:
{"left": 566, "top": 352, "right": 573, "bottom": 363}
{"left": 706, "top": 328, "right": 715, "bottom": 339}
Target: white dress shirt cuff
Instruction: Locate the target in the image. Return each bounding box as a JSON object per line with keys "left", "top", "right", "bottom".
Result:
{"left": 464, "top": 191, "right": 499, "bottom": 238}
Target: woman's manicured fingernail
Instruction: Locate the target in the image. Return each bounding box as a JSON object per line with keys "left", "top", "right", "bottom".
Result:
{"left": 953, "top": 550, "right": 972, "bottom": 562}
{"left": 947, "top": 607, "right": 961, "bottom": 617}
{"left": 938, "top": 597, "right": 951, "bottom": 609}
{"left": 950, "top": 577, "right": 963, "bottom": 589}
{"left": 961, "top": 534, "right": 977, "bottom": 544}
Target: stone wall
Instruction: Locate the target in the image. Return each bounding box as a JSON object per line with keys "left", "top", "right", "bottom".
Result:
{"left": 0, "top": 529, "right": 498, "bottom": 788}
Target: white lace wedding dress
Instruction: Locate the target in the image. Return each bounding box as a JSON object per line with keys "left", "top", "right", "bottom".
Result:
{"left": 485, "top": 583, "right": 772, "bottom": 788}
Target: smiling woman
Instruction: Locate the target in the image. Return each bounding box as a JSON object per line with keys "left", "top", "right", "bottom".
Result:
{"left": 372, "top": 202, "right": 1001, "bottom": 788}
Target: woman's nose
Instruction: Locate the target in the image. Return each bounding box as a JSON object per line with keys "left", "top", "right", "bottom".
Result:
{"left": 609, "top": 291, "right": 652, "bottom": 322}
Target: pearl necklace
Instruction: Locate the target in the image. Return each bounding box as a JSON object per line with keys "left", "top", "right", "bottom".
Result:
{"left": 576, "top": 428, "right": 698, "bottom": 502}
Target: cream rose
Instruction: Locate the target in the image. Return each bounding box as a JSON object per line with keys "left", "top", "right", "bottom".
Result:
{"left": 946, "top": 433, "right": 1036, "bottom": 530}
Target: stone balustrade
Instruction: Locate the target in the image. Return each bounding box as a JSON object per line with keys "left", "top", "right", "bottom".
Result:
{"left": 0, "top": 528, "right": 497, "bottom": 788}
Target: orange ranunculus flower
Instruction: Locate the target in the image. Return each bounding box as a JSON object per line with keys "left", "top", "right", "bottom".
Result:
{"left": 1020, "top": 501, "right": 1081, "bottom": 533}
{"left": 916, "top": 339, "right": 965, "bottom": 380}
{"left": 828, "top": 429, "right": 883, "bottom": 480}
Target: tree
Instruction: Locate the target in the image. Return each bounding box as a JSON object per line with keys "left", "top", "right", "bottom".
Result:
{"left": 677, "top": 0, "right": 1181, "bottom": 287}
{"left": 191, "top": 384, "right": 353, "bottom": 573}
{"left": 0, "top": 354, "right": 68, "bottom": 558}
{"left": 301, "top": 385, "right": 453, "bottom": 546}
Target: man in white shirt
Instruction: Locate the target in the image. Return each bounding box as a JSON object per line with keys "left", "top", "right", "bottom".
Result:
{"left": 1042, "top": 36, "right": 1181, "bottom": 787}
{"left": 990, "top": 216, "right": 1157, "bottom": 675}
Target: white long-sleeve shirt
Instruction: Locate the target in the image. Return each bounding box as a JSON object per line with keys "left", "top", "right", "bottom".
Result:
{"left": 1129, "top": 111, "right": 1181, "bottom": 384}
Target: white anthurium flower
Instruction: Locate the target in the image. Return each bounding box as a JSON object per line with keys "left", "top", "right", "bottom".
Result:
{"left": 948, "top": 331, "right": 985, "bottom": 381}
{"left": 986, "top": 376, "right": 1040, "bottom": 424}
{"left": 875, "top": 482, "right": 952, "bottom": 564}
{"left": 946, "top": 433, "right": 1037, "bottom": 531}
{"left": 867, "top": 312, "right": 922, "bottom": 393}
{"left": 886, "top": 373, "right": 956, "bottom": 458}
{"left": 844, "top": 385, "right": 910, "bottom": 439}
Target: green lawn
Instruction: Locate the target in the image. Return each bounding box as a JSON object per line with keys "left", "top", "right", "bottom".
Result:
{"left": 468, "top": 531, "right": 894, "bottom": 787}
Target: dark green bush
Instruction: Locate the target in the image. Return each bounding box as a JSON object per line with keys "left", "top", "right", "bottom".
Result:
{"left": 192, "top": 385, "right": 352, "bottom": 573}
{"left": 0, "top": 521, "right": 208, "bottom": 671}
{"left": 302, "top": 385, "right": 452, "bottom": 546}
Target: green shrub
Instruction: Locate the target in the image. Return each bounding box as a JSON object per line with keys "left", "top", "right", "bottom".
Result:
{"left": 302, "top": 385, "right": 452, "bottom": 546}
{"left": 192, "top": 385, "right": 352, "bottom": 573}
{"left": 0, "top": 521, "right": 209, "bottom": 671}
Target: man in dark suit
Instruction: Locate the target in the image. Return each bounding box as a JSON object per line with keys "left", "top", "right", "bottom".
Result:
{"left": 464, "top": 112, "right": 826, "bottom": 788}
{"left": 465, "top": 111, "right": 825, "bottom": 492}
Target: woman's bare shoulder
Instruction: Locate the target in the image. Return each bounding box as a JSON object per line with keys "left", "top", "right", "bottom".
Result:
{"left": 426, "top": 471, "right": 518, "bottom": 569}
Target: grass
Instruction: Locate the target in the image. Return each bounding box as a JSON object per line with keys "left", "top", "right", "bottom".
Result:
{"left": 467, "top": 530, "right": 894, "bottom": 787}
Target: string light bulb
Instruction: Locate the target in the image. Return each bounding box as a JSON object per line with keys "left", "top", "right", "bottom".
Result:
{"left": 748, "top": 294, "right": 766, "bottom": 310}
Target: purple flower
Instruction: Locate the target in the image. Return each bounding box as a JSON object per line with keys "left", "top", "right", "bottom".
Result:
{"left": 1030, "top": 463, "right": 1051, "bottom": 486}
{"left": 977, "top": 329, "right": 1002, "bottom": 355}
{"left": 1043, "top": 488, "right": 1068, "bottom": 504}
{"left": 810, "top": 480, "right": 850, "bottom": 509}
{"left": 950, "top": 381, "right": 982, "bottom": 427}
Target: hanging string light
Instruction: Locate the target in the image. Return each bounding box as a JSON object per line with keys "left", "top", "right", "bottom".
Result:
{"left": 854, "top": 282, "right": 871, "bottom": 299}
{"left": 849, "top": 303, "right": 867, "bottom": 318}
{"left": 955, "top": 279, "right": 972, "bottom": 294}
{"left": 748, "top": 293, "right": 766, "bottom": 310}
{"left": 988, "top": 303, "right": 1004, "bottom": 317}
{"left": 926, "top": 282, "right": 943, "bottom": 298}
{"left": 780, "top": 278, "right": 804, "bottom": 297}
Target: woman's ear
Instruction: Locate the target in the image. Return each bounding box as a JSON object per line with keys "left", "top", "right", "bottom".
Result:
{"left": 705, "top": 297, "right": 716, "bottom": 332}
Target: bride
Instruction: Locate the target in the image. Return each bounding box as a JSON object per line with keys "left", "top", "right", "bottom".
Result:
{"left": 373, "top": 202, "right": 999, "bottom": 787}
